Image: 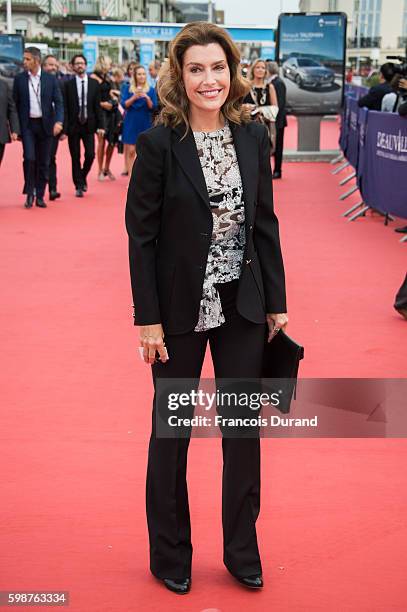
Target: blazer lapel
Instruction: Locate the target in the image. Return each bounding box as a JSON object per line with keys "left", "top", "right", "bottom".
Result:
{"left": 172, "top": 124, "right": 210, "bottom": 210}
{"left": 23, "top": 71, "right": 30, "bottom": 106}
{"left": 229, "top": 121, "right": 258, "bottom": 207}
{"left": 40, "top": 71, "right": 45, "bottom": 107}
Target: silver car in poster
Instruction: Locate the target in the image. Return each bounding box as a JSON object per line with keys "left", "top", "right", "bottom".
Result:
{"left": 282, "top": 57, "right": 335, "bottom": 89}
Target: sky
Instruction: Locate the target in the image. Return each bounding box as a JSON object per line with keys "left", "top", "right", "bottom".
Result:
{"left": 214, "top": 0, "right": 300, "bottom": 26}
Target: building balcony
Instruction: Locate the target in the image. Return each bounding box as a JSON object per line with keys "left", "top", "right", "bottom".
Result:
{"left": 0, "top": 0, "right": 48, "bottom": 13}
{"left": 347, "top": 37, "right": 382, "bottom": 49}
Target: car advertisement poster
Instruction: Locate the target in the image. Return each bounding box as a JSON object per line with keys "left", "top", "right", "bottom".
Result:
{"left": 276, "top": 13, "right": 347, "bottom": 115}
{"left": 0, "top": 34, "right": 24, "bottom": 79}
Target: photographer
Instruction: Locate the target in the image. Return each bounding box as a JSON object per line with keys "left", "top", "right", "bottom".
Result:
{"left": 358, "top": 62, "right": 395, "bottom": 110}
{"left": 381, "top": 76, "right": 407, "bottom": 112}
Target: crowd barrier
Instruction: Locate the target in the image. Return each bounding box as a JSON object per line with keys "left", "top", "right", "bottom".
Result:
{"left": 338, "top": 94, "right": 407, "bottom": 222}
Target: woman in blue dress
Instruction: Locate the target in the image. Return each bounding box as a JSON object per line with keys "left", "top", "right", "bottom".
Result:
{"left": 121, "top": 64, "right": 157, "bottom": 175}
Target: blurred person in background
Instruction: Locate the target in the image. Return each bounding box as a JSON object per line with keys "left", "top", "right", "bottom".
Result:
{"left": 381, "top": 75, "right": 407, "bottom": 112}
{"left": 90, "top": 55, "right": 114, "bottom": 181}
{"left": 63, "top": 54, "right": 104, "bottom": 197}
{"left": 266, "top": 61, "right": 287, "bottom": 179}
{"left": 100, "top": 67, "right": 124, "bottom": 180}
{"left": 42, "top": 54, "right": 66, "bottom": 200}
{"left": 13, "top": 47, "right": 64, "bottom": 208}
{"left": 120, "top": 64, "right": 157, "bottom": 175}
{"left": 0, "top": 77, "right": 20, "bottom": 167}
{"left": 148, "top": 59, "right": 161, "bottom": 88}
{"left": 358, "top": 62, "right": 395, "bottom": 111}
{"left": 124, "top": 61, "right": 137, "bottom": 86}
{"left": 242, "top": 58, "right": 278, "bottom": 155}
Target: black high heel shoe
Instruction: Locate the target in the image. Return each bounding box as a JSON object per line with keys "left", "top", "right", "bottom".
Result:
{"left": 162, "top": 577, "right": 191, "bottom": 594}
{"left": 232, "top": 573, "right": 263, "bottom": 589}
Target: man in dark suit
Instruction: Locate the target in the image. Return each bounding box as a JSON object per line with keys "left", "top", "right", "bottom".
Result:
{"left": 0, "top": 78, "right": 20, "bottom": 166}
{"left": 13, "top": 47, "right": 64, "bottom": 208}
{"left": 267, "top": 61, "right": 287, "bottom": 179}
{"left": 42, "top": 54, "right": 67, "bottom": 201}
{"left": 63, "top": 54, "right": 104, "bottom": 197}
{"left": 357, "top": 63, "right": 395, "bottom": 111}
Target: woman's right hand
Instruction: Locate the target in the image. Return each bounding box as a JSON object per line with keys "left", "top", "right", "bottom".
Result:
{"left": 140, "top": 323, "right": 168, "bottom": 364}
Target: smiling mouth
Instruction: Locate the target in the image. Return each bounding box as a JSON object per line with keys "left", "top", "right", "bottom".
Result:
{"left": 198, "top": 89, "right": 223, "bottom": 98}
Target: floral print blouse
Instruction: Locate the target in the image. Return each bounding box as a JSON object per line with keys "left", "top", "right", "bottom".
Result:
{"left": 192, "top": 121, "right": 246, "bottom": 332}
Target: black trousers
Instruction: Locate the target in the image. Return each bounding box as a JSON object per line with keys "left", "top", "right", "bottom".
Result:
{"left": 0, "top": 143, "right": 5, "bottom": 166}
{"left": 395, "top": 274, "right": 407, "bottom": 310}
{"left": 21, "top": 119, "right": 52, "bottom": 198}
{"left": 273, "top": 126, "right": 285, "bottom": 174}
{"left": 48, "top": 134, "right": 60, "bottom": 193}
{"left": 147, "top": 280, "right": 265, "bottom": 580}
{"left": 68, "top": 126, "right": 95, "bottom": 189}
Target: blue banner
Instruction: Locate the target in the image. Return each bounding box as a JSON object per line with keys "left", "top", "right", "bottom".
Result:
{"left": 363, "top": 112, "right": 407, "bottom": 218}
{"left": 356, "top": 107, "right": 369, "bottom": 201}
{"left": 346, "top": 97, "right": 360, "bottom": 170}
{"left": 83, "top": 40, "right": 98, "bottom": 72}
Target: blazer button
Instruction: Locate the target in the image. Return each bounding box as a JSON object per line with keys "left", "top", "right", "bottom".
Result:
{"left": 249, "top": 225, "right": 253, "bottom": 230}
{"left": 246, "top": 259, "right": 251, "bottom": 265}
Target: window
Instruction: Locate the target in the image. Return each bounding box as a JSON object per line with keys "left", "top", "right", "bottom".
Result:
{"left": 353, "top": 0, "right": 382, "bottom": 45}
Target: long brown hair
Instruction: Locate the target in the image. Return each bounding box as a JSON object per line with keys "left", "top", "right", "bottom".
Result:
{"left": 157, "top": 22, "right": 250, "bottom": 133}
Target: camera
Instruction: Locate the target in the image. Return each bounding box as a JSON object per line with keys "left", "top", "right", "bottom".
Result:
{"left": 386, "top": 55, "right": 407, "bottom": 78}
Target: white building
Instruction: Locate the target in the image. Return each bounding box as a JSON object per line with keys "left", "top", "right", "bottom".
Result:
{"left": 299, "top": 0, "right": 407, "bottom": 67}
{"left": 0, "top": 1, "right": 177, "bottom": 40}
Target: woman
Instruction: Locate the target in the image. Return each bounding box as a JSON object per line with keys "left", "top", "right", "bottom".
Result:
{"left": 120, "top": 64, "right": 157, "bottom": 175}
{"left": 99, "top": 67, "right": 124, "bottom": 180}
{"left": 243, "top": 58, "right": 279, "bottom": 153}
{"left": 90, "top": 55, "right": 115, "bottom": 180}
{"left": 125, "top": 22, "right": 288, "bottom": 595}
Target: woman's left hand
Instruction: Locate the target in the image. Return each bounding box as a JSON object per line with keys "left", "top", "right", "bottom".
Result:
{"left": 266, "top": 313, "right": 289, "bottom": 342}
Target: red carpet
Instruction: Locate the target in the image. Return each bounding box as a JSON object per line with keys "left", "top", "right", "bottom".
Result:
{"left": 1, "top": 135, "right": 406, "bottom": 611}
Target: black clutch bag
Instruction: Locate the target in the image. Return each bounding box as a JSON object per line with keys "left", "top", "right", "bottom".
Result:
{"left": 262, "top": 328, "right": 304, "bottom": 414}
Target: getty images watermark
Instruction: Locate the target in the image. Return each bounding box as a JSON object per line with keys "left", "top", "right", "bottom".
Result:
{"left": 165, "top": 388, "right": 317, "bottom": 429}
{"left": 154, "top": 378, "right": 407, "bottom": 438}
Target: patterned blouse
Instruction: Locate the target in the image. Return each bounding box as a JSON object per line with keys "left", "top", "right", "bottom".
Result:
{"left": 192, "top": 121, "right": 246, "bottom": 332}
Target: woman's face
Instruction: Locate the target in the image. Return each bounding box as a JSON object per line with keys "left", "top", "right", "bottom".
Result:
{"left": 135, "top": 68, "right": 147, "bottom": 86}
{"left": 253, "top": 61, "right": 266, "bottom": 80}
{"left": 182, "top": 43, "right": 230, "bottom": 116}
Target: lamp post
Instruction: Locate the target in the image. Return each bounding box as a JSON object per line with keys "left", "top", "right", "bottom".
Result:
{"left": 6, "top": 0, "right": 12, "bottom": 33}
{"left": 62, "top": 1, "right": 68, "bottom": 62}
{"left": 208, "top": 0, "right": 213, "bottom": 23}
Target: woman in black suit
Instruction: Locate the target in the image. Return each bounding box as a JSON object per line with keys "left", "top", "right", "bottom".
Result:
{"left": 125, "top": 22, "right": 288, "bottom": 595}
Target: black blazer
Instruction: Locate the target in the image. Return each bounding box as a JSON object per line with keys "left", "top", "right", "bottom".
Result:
{"left": 63, "top": 76, "right": 104, "bottom": 135}
{"left": 13, "top": 71, "right": 63, "bottom": 136}
{"left": 125, "top": 120, "right": 287, "bottom": 335}
{"left": 0, "top": 78, "right": 20, "bottom": 144}
{"left": 271, "top": 76, "right": 288, "bottom": 129}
